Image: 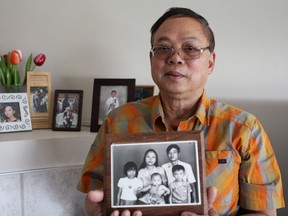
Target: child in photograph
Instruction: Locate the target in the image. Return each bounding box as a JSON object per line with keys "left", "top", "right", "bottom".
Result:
{"left": 139, "top": 173, "right": 170, "bottom": 205}
{"left": 106, "top": 90, "right": 119, "bottom": 114}
{"left": 116, "top": 161, "right": 143, "bottom": 206}
{"left": 169, "top": 165, "right": 192, "bottom": 204}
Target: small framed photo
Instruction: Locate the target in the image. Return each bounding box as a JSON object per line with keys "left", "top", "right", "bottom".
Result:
{"left": 104, "top": 130, "right": 207, "bottom": 216}
{"left": 90, "top": 78, "right": 135, "bottom": 132}
{"left": 27, "top": 72, "right": 52, "bottom": 129}
{"left": 0, "top": 93, "right": 32, "bottom": 133}
{"left": 52, "top": 90, "right": 83, "bottom": 131}
{"left": 134, "top": 85, "right": 156, "bottom": 101}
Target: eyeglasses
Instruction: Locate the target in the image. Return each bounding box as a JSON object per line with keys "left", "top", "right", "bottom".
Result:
{"left": 150, "top": 45, "right": 210, "bottom": 60}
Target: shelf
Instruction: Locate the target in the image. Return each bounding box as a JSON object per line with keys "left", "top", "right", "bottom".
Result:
{"left": 0, "top": 126, "right": 96, "bottom": 175}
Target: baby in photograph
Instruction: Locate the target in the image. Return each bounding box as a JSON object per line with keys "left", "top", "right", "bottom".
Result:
{"left": 139, "top": 173, "right": 170, "bottom": 205}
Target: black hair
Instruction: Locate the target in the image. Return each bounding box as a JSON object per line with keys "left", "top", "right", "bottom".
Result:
{"left": 123, "top": 161, "right": 138, "bottom": 176}
{"left": 150, "top": 7, "right": 215, "bottom": 52}
{"left": 151, "top": 173, "right": 163, "bottom": 182}
{"left": 166, "top": 144, "right": 180, "bottom": 155}
{"left": 140, "top": 149, "right": 159, "bottom": 169}
{"left": 172, "top": 164, "right": 185, "bottom": 174}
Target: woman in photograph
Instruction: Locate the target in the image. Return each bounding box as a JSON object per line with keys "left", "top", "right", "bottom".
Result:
{"left": 137, "top": 149, "right": 167, "bottom": 204}
{"left": 3, "top": 104, "right": 20, "bottom": 123}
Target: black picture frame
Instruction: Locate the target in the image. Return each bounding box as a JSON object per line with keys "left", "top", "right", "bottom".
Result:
{"left": 134, "top": 85, "right": 156, "bottom": 101}
{"left": 52, "top": 90, "right": 83, "bottom": 131}
{"left": 104, "top": 130, "right": 207, "bottom": 216}
{"left": 0, "top": 93, "right": 32, "bottom": 133}
{"left": 90, "top": 78, "right": 135, "bottom": 132}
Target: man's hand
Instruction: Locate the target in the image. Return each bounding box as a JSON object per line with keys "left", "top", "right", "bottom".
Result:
{"left": 85, "top": 190, "right": 142, "bottom": 216}
{"left": 181, "top": 186, "right": 218, "bottom": 216}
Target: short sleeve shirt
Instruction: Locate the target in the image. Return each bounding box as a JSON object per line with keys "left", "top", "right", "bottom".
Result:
{"left": 77, "top": 92, "right": 285, "bottom": 215}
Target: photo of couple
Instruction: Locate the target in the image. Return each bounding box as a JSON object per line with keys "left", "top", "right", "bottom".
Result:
{"left": 111, "top": 141, "right": 200, "bottom": 208}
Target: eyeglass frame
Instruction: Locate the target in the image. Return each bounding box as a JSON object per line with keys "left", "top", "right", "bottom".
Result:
{"left": 150, "top": 45, "right": 210, "bottom": 60}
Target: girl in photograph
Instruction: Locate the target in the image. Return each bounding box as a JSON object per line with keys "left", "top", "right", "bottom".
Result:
{"left": 116, "top": 161, "right": 143, "bottom": 206}
{"left": 3, "top": 104, "right": 20, "bottom": 123}
{"left": 137, "top": 149, "right": 167, "bottom": 204}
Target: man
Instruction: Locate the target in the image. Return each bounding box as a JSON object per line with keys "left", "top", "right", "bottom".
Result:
{"left": 78, "top": 7, "right": 285, "bottom": 216}
{"left": 162, "top": 144, "right": 197, "bottom": 202}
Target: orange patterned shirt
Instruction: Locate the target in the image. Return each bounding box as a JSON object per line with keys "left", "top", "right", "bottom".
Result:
{"left": 77, "top": 92, "right": 285, "bottom": 215}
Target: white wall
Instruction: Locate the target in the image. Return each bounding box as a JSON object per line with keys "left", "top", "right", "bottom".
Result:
{"left": 1, "top": 0, "right": 287, "bottom": 214}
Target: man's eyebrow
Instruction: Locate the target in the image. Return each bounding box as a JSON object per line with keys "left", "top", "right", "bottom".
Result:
{"left": 154, "top": 35, "right": 199, "bottom": 44}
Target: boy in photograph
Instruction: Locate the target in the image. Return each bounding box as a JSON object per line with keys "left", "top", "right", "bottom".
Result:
{"left": 169, "top": 165, "right": 192, "bottom": 204}
{"left": 106, "top": 90, "right": 119, "bottom": 114}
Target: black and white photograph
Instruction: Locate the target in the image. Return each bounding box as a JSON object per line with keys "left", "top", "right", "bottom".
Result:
{"left": 0, "top": 93, "right": 32, "bottom": 133}
{"left": 110, "top": 141, "right": 201, "bottom": 208}
{"left": 90, "top": 79, "right": 135, "bottom": 132}
{"left": 52, "top": 90, "right": 83, "bottom": 131}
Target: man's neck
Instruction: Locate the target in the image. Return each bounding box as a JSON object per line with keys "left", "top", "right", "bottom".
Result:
{"left": 160, "top": 91, "right": 202, "bottom": 127}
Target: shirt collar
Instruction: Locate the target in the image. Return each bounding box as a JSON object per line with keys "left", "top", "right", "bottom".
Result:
{"left": 151, "top": 91, "right": 211, "bottom": 130}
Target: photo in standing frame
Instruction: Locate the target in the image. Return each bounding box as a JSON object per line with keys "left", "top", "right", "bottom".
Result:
{"left": 0, "top": 93, "right": 32, "bottom": 133}
{"left": 52, "top": 90, "right": 83, "bottom": 131}
{"left": 104, "top": 131, "right": 207, "bottom": 216}
{"left": 90, "top": 78, "right": 135, "bottom": 132}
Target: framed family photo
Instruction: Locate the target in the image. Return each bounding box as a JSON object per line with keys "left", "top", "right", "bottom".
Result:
{"left": 104, "top": 130, "right": 207, "bottom": 216}
{"left": 134, "top": 85, "right": 156, "bottom": 101}
{"left": 0, "top": 93, "right": 32, "bottom": 133}
{"left": 90, "top": 78, "right": 135, "bottom": 132}
{"left": 52, "top": 90, "right": 83, "bottom": 131}
{"left": 27, "top": 72, "right": 52, "bottom": 129}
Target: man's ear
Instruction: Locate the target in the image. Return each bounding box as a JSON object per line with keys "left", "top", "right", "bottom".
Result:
{"left": 208, "top": 52, "right": 216, "bottom": 75}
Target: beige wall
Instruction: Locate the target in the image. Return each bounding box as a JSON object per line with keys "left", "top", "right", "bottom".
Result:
{"left": 1, "top": 0, "right": 287, "bottom": 214}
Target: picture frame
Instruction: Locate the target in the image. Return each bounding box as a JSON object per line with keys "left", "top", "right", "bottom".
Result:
{"left": 27, "top": 71, "right": 52, "bottom": 129}
{"left": 0, "top": 93, "right": 32, "bottom": 133}
{"left": 52, "top": 90, "right": 84, "bottom": 131}
{"left": 134, "top": 85, "right": 156, "bottom": 101}
{"left": 90, "top": 78, "right": 135, "bottom": 132}
{"left": 104, "top": 130, "right": 207, "bottom": 216}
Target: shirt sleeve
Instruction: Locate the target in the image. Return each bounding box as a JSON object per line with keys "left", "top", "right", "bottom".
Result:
{"left": 239, "top": 119, "right": 285, "bottom": 210}
{"left": 77, "top": 118, "right": 108, "bottom": 192}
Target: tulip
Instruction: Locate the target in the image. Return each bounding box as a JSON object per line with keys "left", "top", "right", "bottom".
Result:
{"left": 33, "top": 53, "right": 46, "bottom": 66}
{"left": 22, "top": 53, "right": 46, "bottom": 85}
{"left": 10, "top": 50, "right": 22, "bottom": 65}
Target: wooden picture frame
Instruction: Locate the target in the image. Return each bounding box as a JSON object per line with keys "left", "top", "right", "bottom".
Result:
{"left": 27, "top": 72, "right": 52, "bottom": 129}
{"left": 0, "top": 93, "right": 32, "bottom": 133}
{"left": 52, "top": 90, "right": 84, "bottom": 131}
{"left": 104, "top": 130, "right": 207, "bottom": 216}
{"left": 134, "top": 85, "right": 156, "bottom": 101}
{"left": 90, "top": 78, "right": 135, "bottom": 132}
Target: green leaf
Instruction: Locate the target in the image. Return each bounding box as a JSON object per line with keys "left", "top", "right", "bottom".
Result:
{"left": 23, "top": 53, "right": 33, "bottom": 85}
{"left": 6, "top": 68, "right": 11, "bottom": 88}
{"left": 13, "top": 66, "right": 20, "bottom": 85}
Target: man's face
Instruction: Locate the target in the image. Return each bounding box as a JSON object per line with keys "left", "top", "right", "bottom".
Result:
{"left": 168, "top": 147, "right": 179, "bottom": 162}
{"left": 150, "top": 17, "right": 215, "bottom": 98}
